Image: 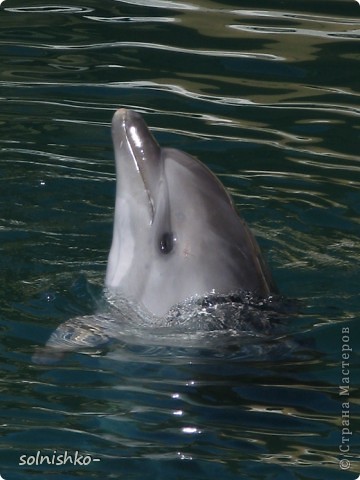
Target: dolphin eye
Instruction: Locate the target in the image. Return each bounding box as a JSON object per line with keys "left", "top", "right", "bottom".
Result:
{"left": 159, "top": 232, "right": 174, "bottom": 254}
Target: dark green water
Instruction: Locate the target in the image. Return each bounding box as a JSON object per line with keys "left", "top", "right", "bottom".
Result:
{"left": 0, "top": 1, "right": 359, "bottom": 479}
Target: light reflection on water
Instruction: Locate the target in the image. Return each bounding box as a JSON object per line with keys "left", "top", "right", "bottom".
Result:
{"left": 0, "top": 1, "right": 359, "bottom": 479}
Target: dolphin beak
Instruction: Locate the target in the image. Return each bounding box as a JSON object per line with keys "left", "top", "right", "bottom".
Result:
{"left": 111, "top": 109, "right": 162, "bottom": 223}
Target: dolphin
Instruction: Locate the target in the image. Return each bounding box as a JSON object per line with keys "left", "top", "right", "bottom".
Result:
{"left": 105, "top": 108, "right": 277, "bottom": 317}
{"left": 33, "top": 108, "right": 280, "bottom": 364}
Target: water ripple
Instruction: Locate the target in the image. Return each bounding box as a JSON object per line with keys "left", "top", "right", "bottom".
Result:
{"left": 6, "top": 5, "right": 94, "bottom": 14}
{"left": 84, "top": 15, "right": 176, "bottom": 24}
{"left": 118, "top": 0, "right": 199, "bottom": 10}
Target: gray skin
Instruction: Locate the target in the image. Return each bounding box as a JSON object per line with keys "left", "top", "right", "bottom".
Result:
{"left": 105, "top": 109, "right": 277, "bottom": 317}
{"left": 33, "top": 108, "right": 279, "bottom": 363}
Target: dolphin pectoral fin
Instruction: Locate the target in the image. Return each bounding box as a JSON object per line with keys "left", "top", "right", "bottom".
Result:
{"left": 32, "top": 346, "right": 69, "bottom": 365}
{"left": 32, "top": 315, "right": 112, "bottom": 365}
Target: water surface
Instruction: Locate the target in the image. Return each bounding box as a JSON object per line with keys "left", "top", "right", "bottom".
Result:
{"left": 0, "top": 1, "right": 359, "bottom": 479}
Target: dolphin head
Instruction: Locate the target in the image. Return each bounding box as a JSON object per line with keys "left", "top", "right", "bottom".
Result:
{"left": 105, "top": 108, "right": 277, "bottom": 317}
